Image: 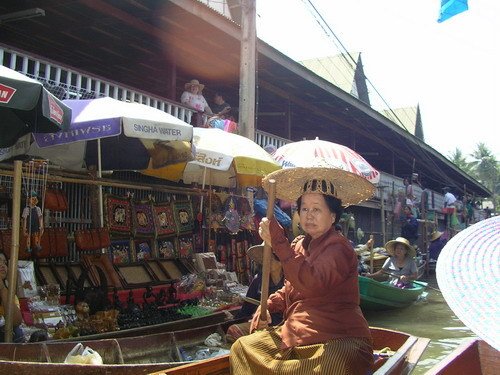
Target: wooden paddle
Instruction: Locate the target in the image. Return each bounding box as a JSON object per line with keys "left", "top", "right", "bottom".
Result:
{"left": 260, "top": 179, "right": 276, "bottom": 321}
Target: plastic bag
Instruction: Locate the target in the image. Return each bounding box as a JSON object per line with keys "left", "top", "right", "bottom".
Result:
{"left": 64, "top": 343, "right": 103, "bottom": 365}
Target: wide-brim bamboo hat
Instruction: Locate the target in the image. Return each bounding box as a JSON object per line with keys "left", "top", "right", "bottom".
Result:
{"left": 436, "top": 216, "right": 499, "bottom": 351}
{"left": 184, "top": 79, "right": 205, "bottom": 91}
{"left": 384, "top": 237, "right": 416, "bottom": 258}
{"left": 430, "top": 230, "right": 443, "bottom": 242}
{"left": 262, "top": 167, "right": 375, "bottom": 207}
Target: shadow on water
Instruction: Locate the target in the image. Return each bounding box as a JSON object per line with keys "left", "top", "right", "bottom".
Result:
{"left": 363, "top": 273, "right": 478, "bottom": 374}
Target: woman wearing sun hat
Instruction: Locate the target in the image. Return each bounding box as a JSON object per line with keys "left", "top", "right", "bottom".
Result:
{"left": 230, "top": 167, "right": 375, "bottom": 374}
{"left": 180, "top": 79, "right": 213, "bottom": 126}
{"left": 366, "top": 237, "right": 418, "bottom": 288}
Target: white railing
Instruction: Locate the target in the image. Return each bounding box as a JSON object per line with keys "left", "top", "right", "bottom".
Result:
{"left": 0, "top": 45, "right": 195, "bottom": 124}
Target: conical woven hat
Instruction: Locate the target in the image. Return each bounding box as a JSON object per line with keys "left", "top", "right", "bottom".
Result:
{"left": 262, "top": 167, "right": 375, "bottom": 206}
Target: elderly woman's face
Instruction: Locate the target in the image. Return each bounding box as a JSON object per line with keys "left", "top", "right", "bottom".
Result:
{"left": 299, "top": 193, "right": 335, "bottom": 240}
{"left": 189, "top": 85, "right": 199, "bottom": 94}
{"left": 394, "top": 244, "right": 407, "bottom": 257}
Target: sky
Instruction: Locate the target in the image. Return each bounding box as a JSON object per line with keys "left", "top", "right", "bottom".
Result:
{"left": 255, "top": 0, "right": 499, "bottom": 161}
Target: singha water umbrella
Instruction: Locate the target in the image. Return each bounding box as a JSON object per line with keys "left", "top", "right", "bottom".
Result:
{"left": 273, "top": 137, "right": 380, "bottom": 184}
{"left": 31, "top": 97, "right": 193, "bottom": 171}
{"left": 0, "top": 66, "right": 71, "bottom": 148}
{"left": 142, "top": 127, "right": 281, "bottom": 188}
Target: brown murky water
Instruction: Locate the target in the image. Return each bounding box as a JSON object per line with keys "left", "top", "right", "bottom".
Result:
{"left": 363, "top": 273, "right": 478, "bottom": 374}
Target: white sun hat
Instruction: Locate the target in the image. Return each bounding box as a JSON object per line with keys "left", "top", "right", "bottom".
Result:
{"left": 436, "top": 216, "right": 499, "bottom": 351}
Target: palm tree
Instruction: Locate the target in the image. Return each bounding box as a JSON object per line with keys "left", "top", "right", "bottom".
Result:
{"left": 470, "top": 143, "right": 499, "bottom": 211}
{"left": 449, "top": 148, "right": 473, "bottom": 175}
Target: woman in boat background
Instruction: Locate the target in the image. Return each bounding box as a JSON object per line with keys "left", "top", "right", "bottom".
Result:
{"left": 0, "top": 251, "right": 24, "bottom": 342}
{"left": 365, "top": 237, "right": 418, "bottom": 288}
{"left": 225, "top": 244, "right": 284, "bottom": 342}
{"left": 230, "top": 169, "right": 374, "bottom": 375}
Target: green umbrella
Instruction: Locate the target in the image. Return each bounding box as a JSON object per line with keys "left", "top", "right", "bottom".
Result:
{"left": 0, "top": 66, "right": 71, "bottom": 148}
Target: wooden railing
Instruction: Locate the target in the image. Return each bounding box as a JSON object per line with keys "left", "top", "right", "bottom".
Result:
{"left": 0, "top": 45, "right": 195, "bottom": 124}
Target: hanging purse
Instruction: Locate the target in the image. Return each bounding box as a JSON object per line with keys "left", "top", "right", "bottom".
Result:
{"left": 44, "top": 188, "right": 69, "bottom": 211}
{"left": 75, "top": 227, "right": 111, "bottom": 251}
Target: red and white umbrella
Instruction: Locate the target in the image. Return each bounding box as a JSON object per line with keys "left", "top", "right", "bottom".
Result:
{"left": 272, "top": 137, "right": 380, "bottom": 184}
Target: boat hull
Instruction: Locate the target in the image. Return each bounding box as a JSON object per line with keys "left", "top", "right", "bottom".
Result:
{"left": 359, "top": 276, "right": 427, "bottom": 310}
{"left": 425, "top": 339, "right": 499, "bottom": 374}
{"left": 148, "top": 327, "right": 429, "bottom": 375}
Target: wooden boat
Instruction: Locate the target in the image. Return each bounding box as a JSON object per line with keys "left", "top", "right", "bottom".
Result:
{"left": 0, "top": 322, "right": 234, "bottom": 375}
{"left": 425, "top": 338, "right": 498, "bottom": 374}
{"left": 148, "top": 327, "right": 430, "bottom": 375}
{"left": 60, "top": 309, "right": 233, "bottom": 341}
{"left": 358, "top": 276, "right": 428, "bottom": 311}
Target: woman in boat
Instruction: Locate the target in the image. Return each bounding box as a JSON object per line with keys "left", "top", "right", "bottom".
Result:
{"left": 0, "top": 251, "right": 24, "bottom": 342}
{"left": 230, "top": 169, "right": 374, "bottom": 375}
{"left": 226, "top": 244, "right": 284, "bottom": 342}
{"left": 365, "top": 237, "right": 418, "bottom": 288}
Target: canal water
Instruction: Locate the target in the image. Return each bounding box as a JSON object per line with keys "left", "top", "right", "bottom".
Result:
{"left": 363, "top": 273, "right": 478, "bottom": 374}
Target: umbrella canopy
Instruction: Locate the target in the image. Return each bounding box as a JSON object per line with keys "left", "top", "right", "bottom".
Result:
{"left": 0, "top": 66, "right": 71, "bottom": 148}
{"left": 142, "top": 128, "right": 281, "bottom": 188}
{"left": 272, "top": 137, "right": 380, "bottom": 184}
{"left": 29, "top": 97, "right": 193, "bottom": 171}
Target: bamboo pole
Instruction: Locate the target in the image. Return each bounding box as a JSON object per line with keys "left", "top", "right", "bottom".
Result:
{"left": 5, "top": 161, "right": 22, "bottom": 342}
{"left": 0, "top": 168, "right": 207, "bottom": 196}
{"left": 260, "top": 179, "right": 276, "bottom": 321}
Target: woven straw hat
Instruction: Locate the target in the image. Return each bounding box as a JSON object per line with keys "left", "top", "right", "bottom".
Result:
{"left": 261, "top": 167, "right": 375, "bottom": 207}
{"left": 430, "top": 230, "right": 443, "bottom": 242}
{"left": 384, "top": 237, "right": 416, "bottom": 258}
{"left": 184, "top": 79, "right": 204, "bottom": 91}
{"left": 436, "top": 216, "right": 499, "bottom": 351}
{"left": 247, "top": 243, "right": 280, "bottom": 264}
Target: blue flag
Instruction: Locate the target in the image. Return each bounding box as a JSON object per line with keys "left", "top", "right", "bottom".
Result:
{"left": 438, "top": 0, "right": 469, "bottom": 23}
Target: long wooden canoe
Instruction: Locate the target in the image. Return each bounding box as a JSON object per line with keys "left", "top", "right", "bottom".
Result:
{"left": 425, "top": 338, "right": 498, "bottom": 375}
{"left": 0, "top": 322, "right": 234, "bottom": 375}
{"left": 359, "top": 276, "right": 428, "bottom": 310}
{"left": 60, "top": 309, "right": 233, "bottom": 341}
{"left": 148, "top": 327, "right": 430, "bottom": 375}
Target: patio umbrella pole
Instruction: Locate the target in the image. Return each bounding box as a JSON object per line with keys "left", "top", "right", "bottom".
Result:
{"left": 5, "top": 160, "right": 22, "bottom": 342}
{"left": 97, "top": 138, "right": 104, "bottom": 227}
{"left": 259, "top": 179, "right": 276, "bottom": 321}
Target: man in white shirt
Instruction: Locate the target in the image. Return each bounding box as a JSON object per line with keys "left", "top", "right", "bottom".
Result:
{"left": 443, "top": 187, "right": 457, "bottom": 229}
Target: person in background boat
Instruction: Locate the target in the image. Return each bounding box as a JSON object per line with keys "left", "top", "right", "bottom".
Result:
{"left": 0, "top": 251, "right": 24, "bottom": 342}
{"left": 400, "top": 205, "right": 419, "bottom": 246}
{"left": 230, "top": 175, "right": 373, "bottom": 374}
{"left": 180, "top": 79, "right": 213, "bottom": 127}
{"left": 226, "top": 244, "right": 284, "bottom": 343}
{"left": 428, "top": 230, "right": 447, "bottom": 263}
{"left": 365, "top": 237, "right": 418, "bottom": 288}
{"left": 334, "top": 224, "right": 372, "bottom": 274}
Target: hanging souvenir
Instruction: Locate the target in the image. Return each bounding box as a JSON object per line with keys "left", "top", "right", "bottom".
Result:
{"left": 105, "top": 194, "right": 132, "bottom": 236}
{"left": 153, "top": 202, "right": 177, "bottom": 237}
{"left": 222, "top": 195, "right": 240, "bottom": 234}
{"left": 173, "top": 201, "right": 194, "bottom": 234}
{"left": 157, "top": 237, "right": 177, "bottom": 259}
{"left": 238, "top": 196, "right": 255, "bottom": 231}
{"left": 131, "top": 200, "right": 155, "bottom": 238}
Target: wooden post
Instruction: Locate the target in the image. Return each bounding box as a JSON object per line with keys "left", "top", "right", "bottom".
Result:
{"left": 260, "top": 179, "right": 276, "bottom": 321}
{"left": 239, "top": 0, "right": 256, "bottom": 140}
{"left": 369, "top": 234, "right": 375, "bottom": 274}
{"left": 5, "top": 160, "right": 22, "bottom": 342}
{"left": 379, "top": 185, "right": 387, "bottom": 244}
